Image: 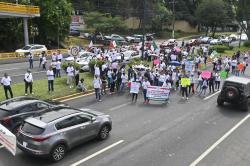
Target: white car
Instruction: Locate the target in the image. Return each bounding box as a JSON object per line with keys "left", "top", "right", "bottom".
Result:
{"left": 221, "top": 37, "right": 232, "bottom": 43}
{"left": 210, "top": 39, "right": 222, "bottom": 45}
{"left": 201, "top": 37, "right": 213, "bottom": 44}
{"left": 121, "top": 50, "right": 140, "bottom": 61}
{"left": 239, "top": 34, "right": 248, "bottom": 41}
{"left": 229, "top": 34, "right": 238, "bottom": 41}
{"left": 15, "top": 44, "right": 47, "bottom": 56}
{"left": 65, "top": 51, "right": 94, "bottom": 61}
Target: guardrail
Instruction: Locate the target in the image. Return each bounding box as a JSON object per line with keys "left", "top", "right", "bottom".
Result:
{"left": 0, "top": 2, "right": 40, "bottom": 16}
{"left": 0, "top": 49, "right": 68, "bottom": 60}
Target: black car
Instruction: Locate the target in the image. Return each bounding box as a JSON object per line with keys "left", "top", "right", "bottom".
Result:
{"left": 0, "top": 96, "right": 68, "bottom": 134}
{"left": 217, "top": 76, "right": 250, "bottom": 111}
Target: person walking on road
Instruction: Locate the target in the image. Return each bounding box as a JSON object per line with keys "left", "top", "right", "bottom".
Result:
{"left": 24, "top": 69, "right": 33, "bottom": 95}
{"left": 47, "top": 66, "right": 54, "bottom": 93}
{"left": 93, "top": 75, "right": 102, "bottom": 102}
{"left": 215, "top": 73, "right": 221, "bottom": 90}
{"left": 28, "top": 52, "right": 34, "bottom": 69}
{"left": 39, "top": 53, "right": 43, "bottom": 68}
{"left": 208, "top": 73, "right": 215, "bottom": 93}
{"left": 1, "top": 73, "right": 13, "bottom": 99}
{"left": 142, "top": 77, "right": 151, "bottom": 104}
{"left": 42, "top": 54, "right": 47, "bottom": 70}
{"left": 198, "top": 79, "right": 208, "bottom": 97}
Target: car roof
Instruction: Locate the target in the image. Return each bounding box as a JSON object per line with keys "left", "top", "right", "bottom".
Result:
{"left": 0, "top": 97, "right": 40, "bottom": 111}
{"left": 225, "top": 76, "right": 250, "bottom": 85}
{"left": 32, "top": 108, "right": 81, "bottom": 124}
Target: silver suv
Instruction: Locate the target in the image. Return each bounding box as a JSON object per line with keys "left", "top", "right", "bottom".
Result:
{"left": 17, "top": 107, "right": 112, "bottom": 162}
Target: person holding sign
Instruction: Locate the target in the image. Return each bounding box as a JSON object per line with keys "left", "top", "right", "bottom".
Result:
{"left": 181, "top": 76, "right": 190, "bottom": 100}
{"left": 130, "top": 80, "right": 140, "bottom": 103}
{"left": 142, "top": 77, "right": 151, "bottom": 104}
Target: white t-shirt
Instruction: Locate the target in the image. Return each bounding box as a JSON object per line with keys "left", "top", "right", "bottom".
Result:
{"left": 93, "top": 78, "right": 101, "bottom": 88}
{"left": 56, "top": 61, "right": 61, "bottom": 70}
{"left": 67, "top": 66, "right": 74, "bottom": 76}
{"left": 1, "top": 76, "right": 11, "bottom": 86}
{"left": 24, "top": 73, "right": 33, "bottom": 82}
{"left": 47, "top": 70, "right": 54, "bottom": 80}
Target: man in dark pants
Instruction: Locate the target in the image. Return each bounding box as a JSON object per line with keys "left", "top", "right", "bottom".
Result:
{"left": 28, "top": 52, "right": 33, "bottom": 69}
{"left": 24, "top": 69, "right": 33, "bottom": 95}
{"left": 209, "top": 73, "right": 215, "bottom": 93}
{"left": 1, "top": 73, "right": 13, "bottom": 99}
{"left": 47, "top": 66, "right": 54, "bottom": 93}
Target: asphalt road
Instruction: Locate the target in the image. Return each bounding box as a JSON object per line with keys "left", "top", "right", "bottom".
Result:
{"left": 1, "top": 68, "right": 250, "bottom": 166}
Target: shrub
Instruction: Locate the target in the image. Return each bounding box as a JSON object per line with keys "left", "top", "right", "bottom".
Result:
{"left": 243, "top": 40, "right": 250, "bottom": 47}
{"left": 61, "top": 61, "right": 81, "bottom": 71}
{"left": 211, "top": 45, "right": 230, "bottom": 53}
{"left": 128, "top": 58, "right": 149, "bottom": 67}
{"left": 88, "top": 59, "right": 105, "bottom": 73}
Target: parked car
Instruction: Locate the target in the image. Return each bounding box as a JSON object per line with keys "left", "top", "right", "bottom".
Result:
{"left": 121, "top": 50, "right": 140, "bottom": 61}
{"left": 229, "top": 34, "right": 238, "bottom": 41}
{"left": 210, "top": 39, "right": 223, "bottom": 45}
{"left": 15, "top": 44, "right": 47, "bottom": 57}
{"left": 126, "top": 34, "right": 143, "bottom": 43}
{"left": 104, "top": 34, "right": 127, "bottom": 45}
{"left": 221, "top": 37, "right": 232, "bottom": 43}
{"left": 69, "top": 29, "right": 80, "bottom": 37}
{"left": 17, "top": 107, "right": 112, "bottom": 161}
{"left": 239, "top": 33, "right": 248, "bottom": 41}
{"left": 200, "top": 37, "right": 213, "bottom": 44}
{"left": 160, "top": 39, "right": 177, "bottom": 49}
{"left": 0, "top": 96, "right": 68, "bottom": 134}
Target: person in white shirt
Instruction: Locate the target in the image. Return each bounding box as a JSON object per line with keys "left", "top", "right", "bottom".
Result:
{"left": 66, "top": 64, "right": 75, "bottom": 88}
{"left": 93, "top": 75, "right": 102, "bottom": 102}
{"left": 142, "top": 77, "right": 151, "bottom": 104}
{"left": 47, "top": 66, "right": 54, "bottom": 93}
{"left": 28, "top": 52, "right": 33, "bottom": 69}
{"left": 120, "top": 72, "right": 128, "bottom": 92}
{"left": 51, "top": 52, "right": 57, "bottom": 62}
{"left": 57, "top": 50, "right": 63, "bottom": 62}
{"left": 215, "top": 73, "right": 221, "bottom": 90}
{"left": 55, "top": 60, "right": 61, "bottom": 77}
{"left": 94, "top": 64, "right": 100, "bottom": 76}
{"left": 42, "top": 55, "right": 47, "bottom": 70}
{"left": 1, "top": 73, "right": 13, "bottom": 99}
{"left": 24, "top": 69, "right": 33, "bottom": 95}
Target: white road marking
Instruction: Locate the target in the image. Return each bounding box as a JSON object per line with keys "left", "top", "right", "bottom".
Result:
{"left": 189, "top": 113, "right": 250, "bottom": 166}
{"left": 60, "top": 92, "right": 95, "bottom": 102}
{"left": 0, "top": 68, "right": 21, "bottom": 71}
{"left": 109, "top": 102, "right": 130, "bottom": 111}
{"left": 203, "top": 90, "right": 221, "bottom": 100}
{"left": 70, "top": 140, "right": 124, "bottom": 166}
{"left": 12, "top": 71, "right": 46, "bottom": 77}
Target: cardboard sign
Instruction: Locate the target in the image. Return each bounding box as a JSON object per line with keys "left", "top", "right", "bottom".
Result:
{"left": 0, "top": 124, "right": 16, "bottom": 156}
{"left": 181, "top": 78, "right": 191, "bottom": 87}
{"left": 220, "top": 71, "right": 227, "bottom": 79}
{"left": 130, "top": 82, "right": 140, "bottom": 94}
{"left": 185, "top": 61, "right": 193, "bottom": 72}
{"left": 146, "top": 86, "right": 170, "bottom": 101}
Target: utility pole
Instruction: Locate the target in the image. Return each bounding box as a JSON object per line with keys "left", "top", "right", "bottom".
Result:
{"left": 141, "top": 0, "right": 146, "bottom": 60}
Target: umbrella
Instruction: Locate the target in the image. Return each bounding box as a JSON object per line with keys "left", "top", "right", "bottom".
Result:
{"left": 175, "top": 47, "right": 181, "bottom": 53}
{"left": 169, "top": 61, "right": 181, "bottom": 66}
{"left": 201, "top": 71, "right": 211, "bottom": 79}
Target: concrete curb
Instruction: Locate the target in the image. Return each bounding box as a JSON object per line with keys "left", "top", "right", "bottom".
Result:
{"left": 53, "top": 89, "right": 95, "bottom": 102}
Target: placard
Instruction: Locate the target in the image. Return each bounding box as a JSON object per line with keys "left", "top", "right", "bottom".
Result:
{"left": 130, "top": 82, "right": 140, "bottom": 94}
{"left": 146, "top": 86, "right": 170, "bottom": 101}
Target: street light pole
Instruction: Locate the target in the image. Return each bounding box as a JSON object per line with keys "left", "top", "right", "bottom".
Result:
{"left": 172, "top": 0, "right": 175, "bottom": 39}
{"left": 141, "top": 0, "right": 146, "bottom": 60}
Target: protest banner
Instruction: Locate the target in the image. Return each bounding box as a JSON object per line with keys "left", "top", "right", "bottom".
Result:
{"left": 185, "top": 61, "right": 193, "bottom": 72}
{"left": 0, "top": 124, "right": 16, "bottom": 156}
{"left": 130, "top": 82, "right": 140, "bottom": 94}
{"left": 220, "top": 71, "right": 227, "bottom": 79}
{"left": 146, "top": 86, "right": 170, "bottom": 101}
{"left": 181, "top": 78, "right": 191, "bottom": 87}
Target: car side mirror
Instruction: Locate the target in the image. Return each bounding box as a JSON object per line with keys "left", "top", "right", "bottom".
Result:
{"left": 91, "top": 117, "right": 96, "bottom": 122}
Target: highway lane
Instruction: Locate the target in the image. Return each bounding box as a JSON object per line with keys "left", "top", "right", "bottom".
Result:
{"left": 1, "top": 83, "right": 250, "bottom": 166}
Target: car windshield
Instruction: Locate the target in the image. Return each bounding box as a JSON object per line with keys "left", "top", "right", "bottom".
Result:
{"left": 22, "top": 122, "right": 45, "bottom": 135}
{"left": 22, "top": 46, "right": 31, "bottom": 50}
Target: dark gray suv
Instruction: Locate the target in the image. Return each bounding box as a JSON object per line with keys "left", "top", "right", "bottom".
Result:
{"left": 217, "top": 76, "right": 250, "bottom": 111}
{"left": 17, "top": 107, "right": 112, "bottom": 162}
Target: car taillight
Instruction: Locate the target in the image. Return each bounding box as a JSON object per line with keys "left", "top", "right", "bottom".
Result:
{"left": 2, "top": 117, "right": 11, "bottom": 124}
{"left": 32, "top": 136, "right": 50, "bottom": 142}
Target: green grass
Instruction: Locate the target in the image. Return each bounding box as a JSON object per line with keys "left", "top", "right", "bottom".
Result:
{"left": 0, "top": 73, "right": 93, "bottom": 101}
{"left": 223, "top": 46, "right": 250, "bottom": 57}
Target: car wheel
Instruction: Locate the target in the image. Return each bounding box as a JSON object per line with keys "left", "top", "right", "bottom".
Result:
{"left": 98, "top": 125, "right": 110, "bottom": 140}
{"left": 217, "top": 97, "right": 224, "bottom": 106}
{"left": 50, "top": 144, "right": 66, "bottom": 162}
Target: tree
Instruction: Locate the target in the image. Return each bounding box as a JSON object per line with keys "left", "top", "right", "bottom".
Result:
{"left": 84, "top": 12, "right": 127, "bottom": 33}
{"left": 32, "top": 0, "right": 72, "bottom": 48}
{"left": 195, "top": 0, "right": 229, "bottom": 36}
{"left": 236, "top": 0, "right": 250, "bottom": 39}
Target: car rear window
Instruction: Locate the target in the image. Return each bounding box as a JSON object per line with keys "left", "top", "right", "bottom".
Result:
{"left": 22, "top": 122, "right": 45, "bottom": 135}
